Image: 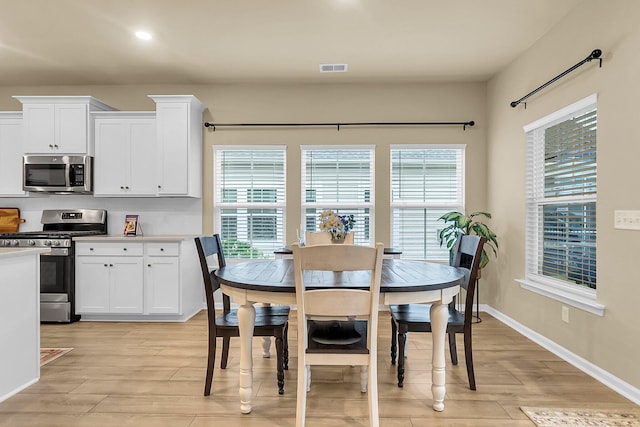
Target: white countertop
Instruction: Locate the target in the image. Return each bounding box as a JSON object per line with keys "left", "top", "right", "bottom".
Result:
{"left": 0, "top": 247, "right": 49, "bottom": 258}
{"left": 74, "top": 235, "right": 196, "bottom": 242}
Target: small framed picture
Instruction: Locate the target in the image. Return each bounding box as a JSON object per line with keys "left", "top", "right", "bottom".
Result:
{"left": 123, "top": 214, "right": 139, "bottom": 236}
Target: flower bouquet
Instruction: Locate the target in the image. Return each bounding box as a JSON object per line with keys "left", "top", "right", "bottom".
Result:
{"left": 319, "top": 210, "right": 355, "bottom": 241}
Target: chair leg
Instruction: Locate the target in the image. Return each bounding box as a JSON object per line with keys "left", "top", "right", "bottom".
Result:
{"left": 262, "top": 336, "right": 272, "bottom": 358}
{"left": 368, "top": 354, "right": 380, "bottom": 427}
{"left": 275, "top": 330, "right": 285, "bottom": 395}
{"left": 204, "top": 334, "right": 216, "bottom": 396}
{"left": 448, "top": 332, "right": 458, "bottom": 365}
{"left": 464, "top": 329, "right": 476, "bottom": 390}
{"left": 283, "top": 322, "right": 289, "bottom": 370}
{"left": 220, "top": 336, "right": 231, "bottom": 369}
{"left": 396, "top": 324, "right": 407, "bottom": 387}
{"left": 296, "top": 360, "right": 309, "bottom": 427}
{"left": 390, "top": 317, "right": 397, "bottom": 365}
{"left": 360, "top": 366, "right": 368, "bottom": 393}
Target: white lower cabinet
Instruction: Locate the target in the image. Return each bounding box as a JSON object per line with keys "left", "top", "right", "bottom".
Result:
{"left": 75, "top": 244, "right": 144, "bottom": 314}
{"left": 75, "top": 238, "right": 202, "bottom": 321}
{"left": 145, "top": 243, "right": 180, "bottom": 314}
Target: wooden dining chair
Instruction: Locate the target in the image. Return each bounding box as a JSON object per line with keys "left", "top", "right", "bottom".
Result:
{"left": 389, "top": 234, "right": 485, "bottom": 390}
{"left": 304, "top": 231, "right": 354, "bottom": 245}
{"left": 194, "top": 235, "right": 290, "bottom": 396}
{"left": 292, "top": 242, "right": 384, "bottom": 427}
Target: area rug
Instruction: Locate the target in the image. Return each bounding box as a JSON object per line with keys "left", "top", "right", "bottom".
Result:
{"left": 40, "top": 348, "right": 73, "bottom": 366}
{"left": 521, "top": 407, "right": 640, "bottom": 427}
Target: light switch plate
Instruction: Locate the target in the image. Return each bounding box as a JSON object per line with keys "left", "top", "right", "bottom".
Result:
{"left": 614, "top": 210, "right": 640, "bottom": 230}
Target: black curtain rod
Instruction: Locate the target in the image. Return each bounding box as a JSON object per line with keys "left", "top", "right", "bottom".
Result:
{"left": 510, "top": 49, "right": 603, "bottom": 108}
{"left": 204, "top": 120, "right": 475, "bottom": 131}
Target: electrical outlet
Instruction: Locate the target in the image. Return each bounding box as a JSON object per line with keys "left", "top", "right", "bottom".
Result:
{"left": 561, "top": 305, "right": 569, "bottom": 323}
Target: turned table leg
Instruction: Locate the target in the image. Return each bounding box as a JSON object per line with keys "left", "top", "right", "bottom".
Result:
{"left": 237, "top": 301, "right": 256, "bottom": 414}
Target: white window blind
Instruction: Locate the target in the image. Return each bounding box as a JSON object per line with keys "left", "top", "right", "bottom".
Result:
{"left": 390, "top": 146, "right": 465, "bottom": 261}
{"left": 525, "top": 96, "right": 597, "bottom": 289}
{"left": 301, "top": 146, "right": 374, "bottom": 245}
{"left": 213, "top": 146, "right": 286, "bottom": 259}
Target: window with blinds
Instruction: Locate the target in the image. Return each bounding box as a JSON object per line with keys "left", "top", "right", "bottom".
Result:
{"left": 301, "top": 146, "right": 374, "bottom": 245}
{"left": 525, "top": 95, "right": 597, "bottom": 289}
{"left": 390, "top": 146, "right": 465, "bottom": 261}
{"left": 213, "top": 146, "right": 286, "bottom": 259}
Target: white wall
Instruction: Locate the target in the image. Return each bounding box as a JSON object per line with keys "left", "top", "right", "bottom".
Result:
{"left": 486, "top": 0, "right": 640, "bottom": 392}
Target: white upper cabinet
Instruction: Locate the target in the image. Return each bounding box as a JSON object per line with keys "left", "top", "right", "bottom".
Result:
{"left": 13, "top": 96, "right": 114, "bottom": 155}
{"left": 0, "top": 112, "right": 27, "bottom": 197}
{"left": 149, "top": 95, "right": 206, "bottom": 197}
{"left": 93, "top": 112, "right": 157, "bottom": 197}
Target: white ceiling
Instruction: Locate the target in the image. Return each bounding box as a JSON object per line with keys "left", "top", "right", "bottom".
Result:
{"left": 0, "top": 0, "right": 583, "bottom": 86}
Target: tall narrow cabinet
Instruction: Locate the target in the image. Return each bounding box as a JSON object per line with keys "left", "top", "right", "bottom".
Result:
{"left": 0, "top": 112, "right": 26, "bottom": 197}
{"left": 149, "top": 95, "right": 206, "bottom": 197}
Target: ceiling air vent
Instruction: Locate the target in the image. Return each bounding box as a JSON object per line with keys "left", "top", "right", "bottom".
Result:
{"left": 320, "top": 63, "right": 348, "bottom": 73}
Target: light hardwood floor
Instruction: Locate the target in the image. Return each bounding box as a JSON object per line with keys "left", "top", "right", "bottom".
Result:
{"left": 0, "top": 310, "right": 636, "bottom": 426}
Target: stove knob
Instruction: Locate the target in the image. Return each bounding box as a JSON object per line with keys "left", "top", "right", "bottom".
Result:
{"left": 11, "top": 240, "right": 20, "bottom": 246}
{"left": 0, "top": 240, "right": 6, "bottom": 246}
{"left": 44, "top": 240, "right": 52, "bottom": 246}
{"left": 52, "top": 240, "right": 61, "bottom": 247}
{"left": 28, "top": 240, "right": 36, "bottom": 246}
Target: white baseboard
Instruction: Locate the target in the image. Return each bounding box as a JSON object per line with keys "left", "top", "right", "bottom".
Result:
{"left": 0, "top": 377, "right": 39, "bottom": 403}
{"left": 483, "top": 305, "right": 640, "bottom": 405}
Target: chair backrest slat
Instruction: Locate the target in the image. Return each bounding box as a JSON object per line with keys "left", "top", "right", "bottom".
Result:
{"left": 305, "top": 231, "right": 354, "bottom": 246}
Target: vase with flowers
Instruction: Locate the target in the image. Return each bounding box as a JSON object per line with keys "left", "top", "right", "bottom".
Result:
{"left": 318, "top": 210, "right": 355, "bottom": 243}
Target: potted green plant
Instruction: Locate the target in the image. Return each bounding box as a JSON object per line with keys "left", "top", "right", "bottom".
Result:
{"left": 437, "top": 211, "right": 498, "bottom": 269}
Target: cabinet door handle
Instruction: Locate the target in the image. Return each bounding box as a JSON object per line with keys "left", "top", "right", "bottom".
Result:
{"left": 120, "top": 186, "right": 125, "bottom": 190}
{"left": 103, "top": 263, "right": 108, "bottom": 267}
{"left": 147, "top": 264, "right": 152, "bottom": 267}
{"left": 49, "top": 144, "right": 54, "bottom": 148}
{"left": 123, "top": 248, "right": 127, "bottom": 251}
{"left": 109, "top": 264, "right": 113, "bottom": 267}
{"left": 90, "top": 248, "right": 94, "bottom": 251}
{"left": 160, "top": 248, "right": 164, "bottom": 251}
{"left": 54, "top": 144, "right": 59, "bottom": 149}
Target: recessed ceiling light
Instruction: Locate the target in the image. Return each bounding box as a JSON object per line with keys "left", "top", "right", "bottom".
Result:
{"left": 135, "top": 30, "right": 153, "bottom": 41}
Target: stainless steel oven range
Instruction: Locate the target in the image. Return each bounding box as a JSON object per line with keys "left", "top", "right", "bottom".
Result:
{"left": 0, "top": 209, "right": 107, "bottom": 323}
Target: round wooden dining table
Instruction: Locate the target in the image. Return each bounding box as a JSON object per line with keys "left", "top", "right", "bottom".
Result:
{"left": 216, "top": 258, "right": 464, "bottom": 414}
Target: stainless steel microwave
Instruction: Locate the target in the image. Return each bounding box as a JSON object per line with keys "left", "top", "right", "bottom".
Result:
{"left": 23, "top": 155, "right": 93, "bottom": 194}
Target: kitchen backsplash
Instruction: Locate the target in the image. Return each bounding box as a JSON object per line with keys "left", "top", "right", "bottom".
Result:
{"left": 0, "top": 196, "right": 202, "bottom": 235}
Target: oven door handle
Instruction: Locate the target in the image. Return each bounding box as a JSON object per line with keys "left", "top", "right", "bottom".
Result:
{"left": 41, "top": 248, "right": 69, "bottom": 256}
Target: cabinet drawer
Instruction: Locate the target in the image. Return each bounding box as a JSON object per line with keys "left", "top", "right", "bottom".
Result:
{"left": 76, "top": 242, "right": 144, "bottom": 256}
{"left": 145, "top": 242, "right": 180, "bottom": 257}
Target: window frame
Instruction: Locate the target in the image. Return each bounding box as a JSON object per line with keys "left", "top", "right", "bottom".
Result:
{"left": 212, "top": 145, "right": 287, "bottom": 260}
{"left": 389, "top": 144, "right": 466, "bottom": 261}
{"left": 516, "top": 94, "right": 604, "bottom": 316}
{"left": 300, "top": 145, "right": 375, "bottom": 245}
